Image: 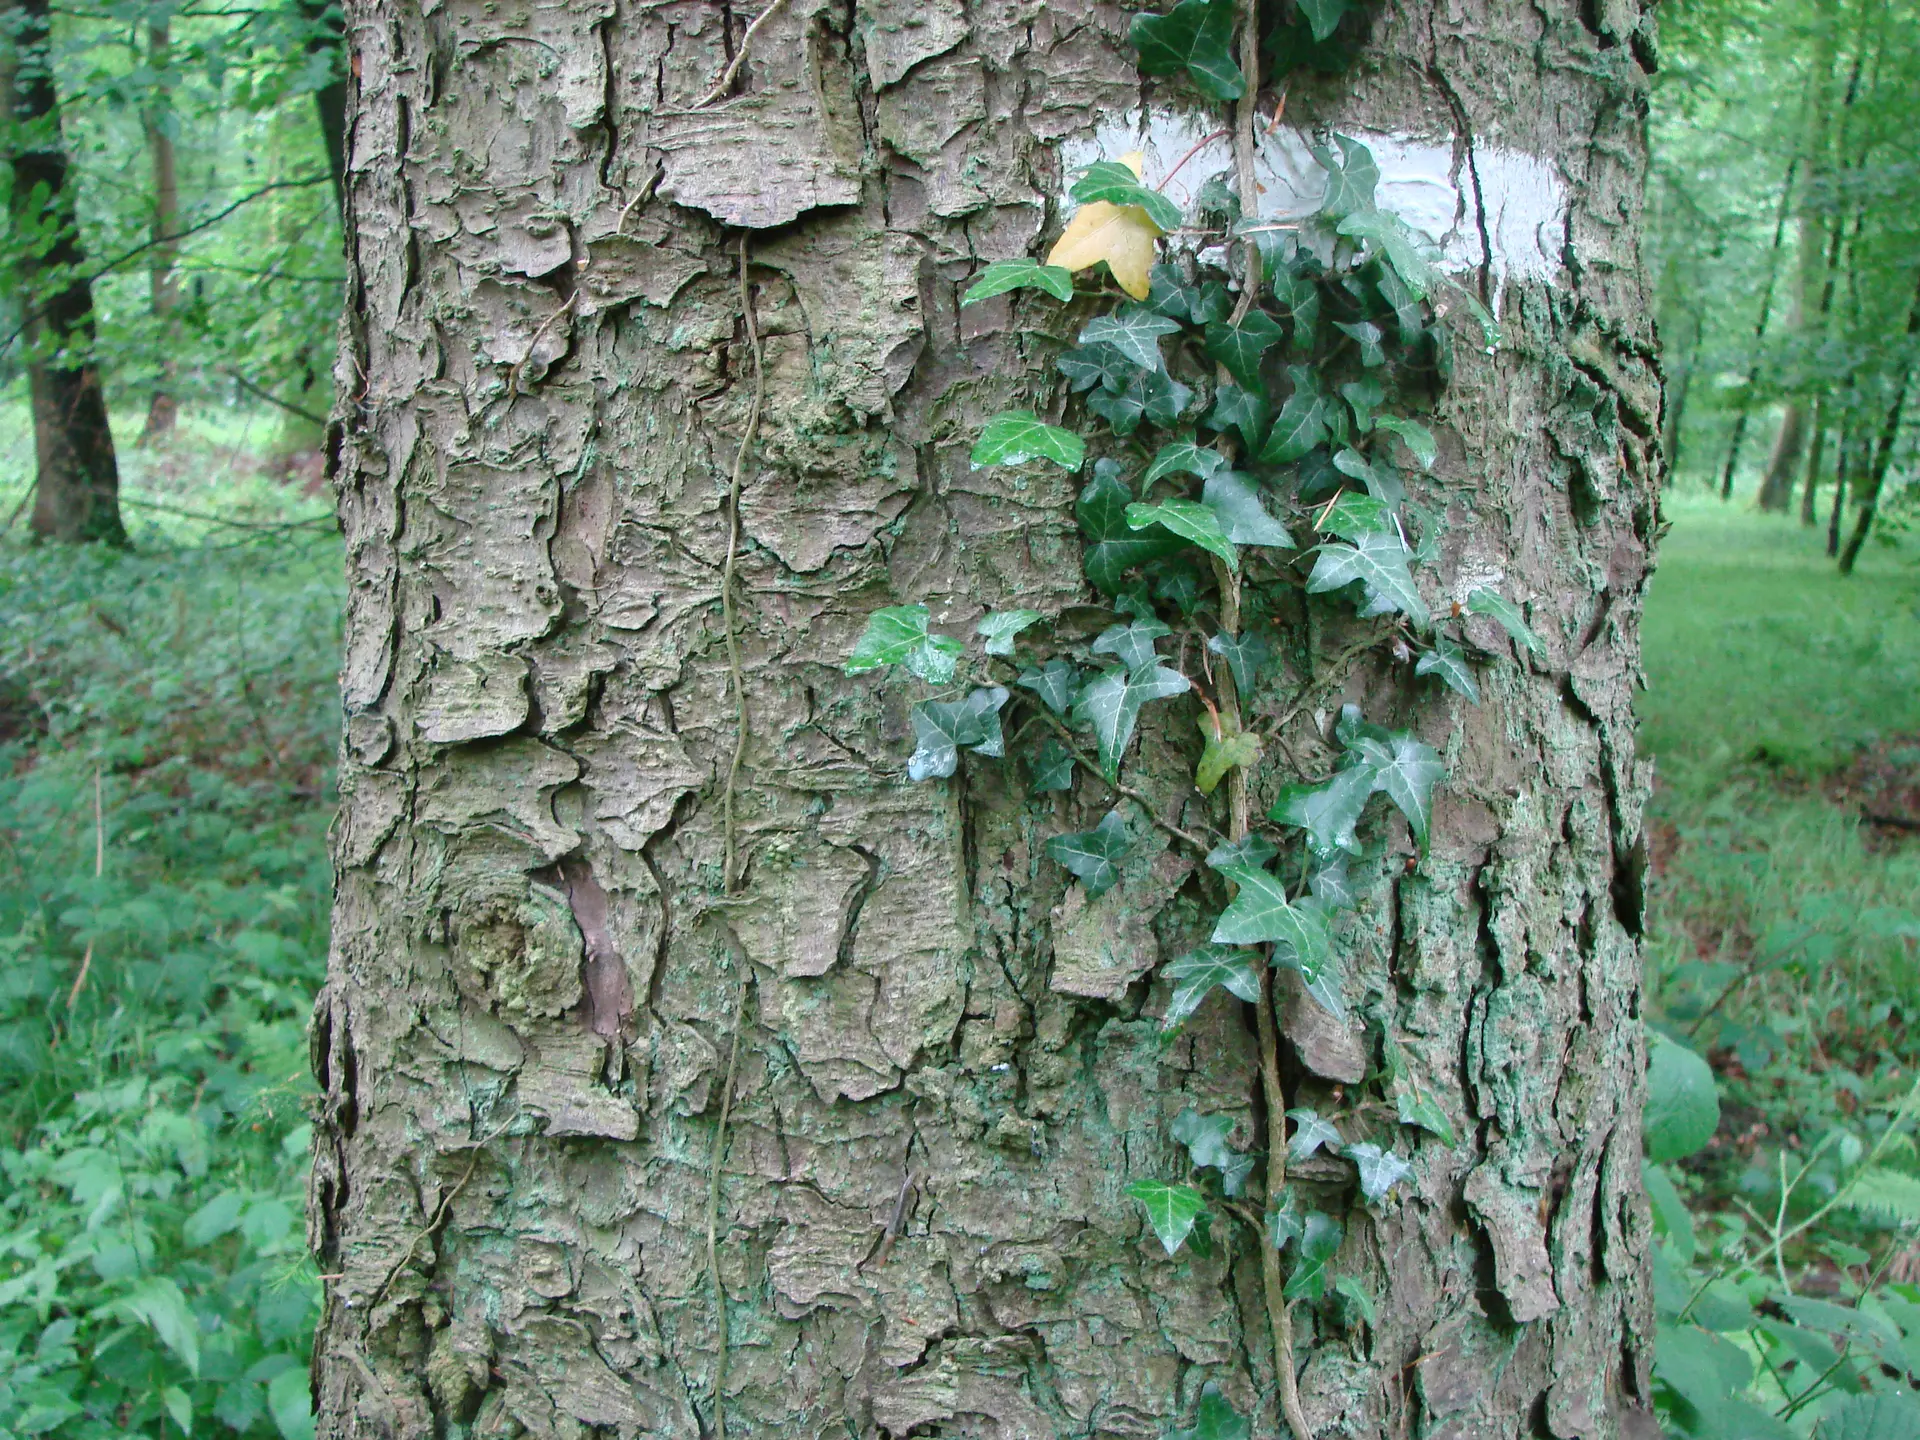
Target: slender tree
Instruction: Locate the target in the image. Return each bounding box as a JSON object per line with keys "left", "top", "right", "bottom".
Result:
{"left": 1718, "top": 157, "right": 1797, "bottom": 501}
{"left": 0, "top": 0, "right": 125, "bottom": 544}
{"left": 1838, "top": 268, "right": 1920, "bottom": 573}
{"left": 312, "top": 1, "right": 1664, "bottom": 1436}
{"left": 139, "top": 11, "right": 180, "bottom": 441}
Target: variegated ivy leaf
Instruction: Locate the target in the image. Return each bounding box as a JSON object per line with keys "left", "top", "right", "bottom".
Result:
{"left": 1335, "top": 318, "right": 1388, "bottom": 367}
{"left": 1374, "top": 415, "right": 1438, "bottom": 470}
{"left": 1207, "top": 382, "right": 1269, "bottom": 452}
{"left": 975, "top": 609, "right": 1043, "bottom": 656}
{"left": 1202, "top": 470, "right": 1293, "bottom": 549}
{"left": 1306, "top": 528, "right": 1430, "bottom": 628}
{"left": 1194, "top": 717, "right": 1259, "bottom": 795}
{"left": 907, "top": 687, "right": 1009, "bottom": 781}
{"left": 1464, "top": 587, "right": 1547, "bottom": 658}
{"left": 1124, "top": 1178, "right": 1207, "bottom": 1254}
{"left": 1080, "top": 306, "right": 1182, "bottom": 373}
{"left": 1129, "top": 0, "right": 1246, "bottom": 102}
{"left": 1016, "top": 658, "right": 1079, "bottom": 715}
{"left": 1204, "top": 833, "right": 1278, "bottom": 872}
{"left": 971, "top": 410, "right": 1086, "bottom": 470}
{"left": 1345, "top": 1142, "right": 1415, "bottom": 1203}
{"left": 1307, "top": 852, "right": 1358, "bottom": 910}
{"left": 1044, "top": 808, "right": 1131, "bottom": 896}
{"left": 1287, "top": 1107, "right": 1343, "bottom": 1162}
{"left": 845, "top": 604, "right": 966, "bottom": 683}
{"left": 1268, "top": 764, "right": 1373, "bottom": 858}
{"left": 1090, "top": 618, "right": 1172, "bottom": 671}
{"left": 1204, "top": 309, "right": 1285, "bottom": 390}
{"left": 1078, "top": 464, "right": 1182, "bottom": 594}
{"left": 1161, "top": 944, "right": 1262, "bottom": 1030}
{"left": 1313, "top": 135, "right": 1380, "bottom": 219}
{"left": 1315, "top": 489, "right": 1391, "bottom": 541}
{"left": 1415, "top": 637, "right": 1480, "bottom": 703}
{"left": 1029, "top": 738, "right": 1076, "bottom": 793}
{"left": 1282, "top": 1211, "right": 1345, "bottom": 1301}
{"left": 1209, "top": 863, "right": 1332, "bottom": 979}
{"left": 1144, "top": 440, "right": 1225, "bottom": 484}
{"left": 1338, "top": 207, "right": 1435, "bottom": 299}
{"left": 1171, "top": 1108, "right": 1253, "bottom": 1198}
{"left": 1347, "top": 731, "right": 1445, "bottom": 851}
{"left": 961, "top": 259, "right": 1075, "bottom": 305}
{"left": 1396, "top": 1087, "right": 1457, "bottom": 1146}
{"left": 1126, "top": 499, "right": 1238, "bottom": 572}
{"left": 1073, "top": 661, "right": 1191, "bottom": 780}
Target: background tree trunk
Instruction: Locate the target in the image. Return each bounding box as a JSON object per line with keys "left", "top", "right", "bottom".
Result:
{"left": 0, "top": 0, "right": 125, "bottom": 545}
{"left": 140, "top": 16, "right": 180, "bottom": 443}
{"left": 312, "top": 1, "right": 1662, "bottom": 1436}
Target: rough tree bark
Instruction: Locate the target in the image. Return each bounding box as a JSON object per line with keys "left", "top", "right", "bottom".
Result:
{"left": 312, "top": 1, "right": 1663, "bottom": 1437}
{"left": 0, "top": 0, "right": 125, "bottom": 544}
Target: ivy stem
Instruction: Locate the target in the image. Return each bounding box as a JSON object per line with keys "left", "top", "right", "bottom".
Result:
{"left": 1258, "top": 961, "right": 1314, "bottom": 1440}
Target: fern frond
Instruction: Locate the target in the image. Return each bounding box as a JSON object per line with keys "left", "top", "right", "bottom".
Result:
{"left": 1838, "top": 1167, "right": 1920, "bottom": 1228}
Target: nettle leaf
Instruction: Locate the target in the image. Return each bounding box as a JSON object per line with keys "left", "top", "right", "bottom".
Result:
{"left": 1315, "top": 489, "right": 1391, "bottom": 541}
{"left": 1080, "top": 306, "right": 1182, "bottom": 373}
{"left": 1205, "top": 310, "right": 1285, "bottom": 390}
{"left": 1645, "top": 1034, "right": 1720, "bottom": 1164}
{"left": 1195, "top": 718, "right": 1260, "bottom": 795}
{"left": 1129, "top": 0, "right": 1246, "bottom": 101}
{"left": 1415, "top": 637, "right": 1479, "bottom": 703}
{"left": 1205, "top": 833, "right": 1279, "bottom": 871}
{"left": 1207, "top": 382, "right": 1269, "bottom": 451}
{"left": 1127, "top": 499, "right": 1238, "bottom": 572}
{"left": 1017, "top": 658, "right": 1079, "bottom": 714}
{"left": 1078, "top": 466, "right": 1181, "bottom": 593}
{"left": 1374, "top": 415, "right": 1438, "bottom": 470}
{"left": 1125, "top": 1178, "right": 1208, "bottom": 1255}
{"left": 1816, "top": 1395, "right": 1920, "bottom": 1440}
{"left": 846, "top": 603, "right": 966, "bottom": 682}
{"left": 1074, "top": 661, "right": 1192, "bottom": 780}
{"left": 1335, "top": 318, "right": 1387, "bottom": 367}
{"left": 1162, "top": 945, "right": 1262, "bottom": 1030}
{"left": 1145, "top": 440, "right": 1225, "bottom": 485}
{"left": 1058, "top": 341, "right": 1135, "bottom": 393}
{"left": 1307, "top": 529, "right": 1430, "bottom": 627}
{"left": 1341, "top": 376, "right": 1384, "bottom": 431}
{"left": 1296, "top": 0, "right": 1351, "bottom": 42}
{"left": 973, "top": 410, "right": 1086, "bottom": 470}
{"left": 1348, "top": 731, "right": 1445, "bottom": 851}
{"left": 1315, "top": 135, "right": 1380, "bottom": 219}
{"left": 1045, "top": 808, "right": 1131, "bottom": 896}
{"left": 1269, "top": 764, "right": 1372, "bottom": 858}
{"left": 976, "top": 609, "right": 1043, "bottom": 656}
{"left": 1206, "top": 630, "right": 1270, "bottom": 695}
{"left": 1091, "top": 618, "right": 1173, "bottom": 671}
{"left": 908, "top": 687, "right": 1009, "bottom": 781}
{"left": 1338, "top": 208, "right": 1434, "bottom": 299}
{"left": 1283, "top": 1212, "right": 1345, "bottom": 1301}
{"left": 1172, "top": 1109, "right": 1253, "bottom": 1197}
{"left": 1260, "top": 370, "right": 1332, "bottom": 465}
{"left": 1287, "top": 1108, "right": 1342, "bottom": 1161}
{"left": 1464, "top": 588, "right": 1546, "bottom": 658}
{"left": 962, "top": 259, "right": 1075, "bottom": 305}
{"left": 1171, "top": 1384, "right": 1251, "bottom": 1440}
{"left": 1071, "top": 159, "right": 1185, "bottom": 234}
{"left": 1345, "top": 1142, "right": 1415, "bottom": 1203}
{"left": 1030, "top": 738, "right": 1076, "bottom": 792}
{"left": 1210, "top": 864, "right": 1333, "bottom": 979}
{"left": 1203, "top": 470, "right": 1294, "bottom": 549}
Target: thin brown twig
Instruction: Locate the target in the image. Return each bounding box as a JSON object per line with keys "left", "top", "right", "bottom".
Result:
{"left": 368, "top": 1122, "right": 512, "bottom": 1309}
{"left": 1025, "top": 702, "right": 1214, "bottom": 855}
{"left": 505, "top": 292, "right": 579, "bottom": 397}
{"left": 694, "top": 0, "right": 792, "bottom": 108}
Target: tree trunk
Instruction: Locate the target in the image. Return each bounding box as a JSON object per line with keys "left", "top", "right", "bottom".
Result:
{"left": 313, "top": 2, "right": 1662, "bottom": 1437}
{"left": 1838, "top": 268, "right": 1920, "bottom": 574}
{"left": 140, "top": 17, "right": 181, "bottom": 443}
{"left": 297, "top": 0, "right": 348, "bottom": 218}
{"left": 0, "top": 0, "right": 125, "bottom": 545}
{"left": 1718, "top": 156, "right": 1798, "bottom": 502}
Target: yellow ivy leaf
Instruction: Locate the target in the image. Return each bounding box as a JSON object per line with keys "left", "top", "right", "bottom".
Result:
{"left": 1046, "top": 150, "right": 1162, "bottom": 301}
{"left": 1195, "top": 715, "right": 1261, "bottom": 795}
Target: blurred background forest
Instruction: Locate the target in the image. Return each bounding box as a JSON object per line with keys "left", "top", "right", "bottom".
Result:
{"left": 0, "top": 0, "right": 1914, "bottom": 1435}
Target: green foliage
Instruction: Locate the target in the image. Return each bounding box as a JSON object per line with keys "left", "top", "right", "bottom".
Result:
{"left": 1129, "top": 0, "right": 1245, "bottom": 101}
{"left": 1645, "top": 1035, "right": 1721, "bottom": 1164}
{"left": 847, "top": 604, "right": 966, "bottom": 681}
{"left": 1045, "top": 810, "right": 1132, "bottom": 897}
{"left": 962, "top": 260, "right": 1075, "bottom": 304}
{"left": 1125, "top": 1179, "right": 1208, "bottom": 1255}
{"left": 1161, "top": 946, "right": 1262, "bottom": 1030}
{"left": 1070, "top": 162, "right": 1185, "bottom": 234}
{"left": 971, "top": 411, "right": 1086, "bottom": 470}
{"left": 1169, "top": 1384, "right": 1250, "bottom": 1440}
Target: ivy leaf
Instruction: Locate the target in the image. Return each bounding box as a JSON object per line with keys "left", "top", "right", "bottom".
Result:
{"left": 1267, "top": 1189, "right": 1306, "bottom": 1251}
{"left": 1340, "top": 376, "right": 1384, "bottom": 431}
{"left": 1207, "top": 382, "right": 1269, "bottom": 452}
{"left": 1302, "top": 958, "right": 1349, "bottom": 1023}
{"left": 1129, "top": 0, "right": 1246, "bottom": 101}
{"left": 1205, "top": 833, "right": 1279, "bottom": 871}
{"left": 1335, "top": 1275, "right": 1377, "bottom": 1327}
{"left": 907, "top": 687, "right": 1009, "bottom": 781}
{"left": 1162, "top": 944, "right": 1262, "bottom": 1029}
{"left": 1260, "top": 370, "right": 1333, "bottom": 465}
{"left": 1195, "top": 717, "right": 1260, "bottom": 795}
{"left": 1374, "top": 414, "right": 1438, "bottom": 470}
{"left": 972, "top": 410, "right": 1086, "bottom": 470}
{"left": 1127, "top": 499, "right": 1239, "bottom": 572}
{"left": 1045, "top": 808, "right": 1131, "bottom": 896}
{"left": 1089, "top": 366, "right": 1193, "bottom": 436}
{"left": 1125, "top": 1178, "right": 1208, "bottom": 1255}
{"left": 1205, "top": 310, "right": 1285, "bottom": 390}
{"left": 1269, "top": 764, "right": 1372, "bottom": 858}
{"left": 1270, "top": 262, "right": 1321, "bottom": 349}
{"left": 1057, "top": 342, "right": 1135, "bottom": 394}
{"left": 976, "top": 609, "right": 1043, "bottom": 656}
{"left": 1307, "top": 529, "right": 1429, "bottom": 627}
{"left": 1047, "top": 154, "right": 1164, "bottom": 300}
{"left": 1283, "top": 1212, "right": 1345, "bottom": 1301}
{"left": 1080, "top": 306, "right": 1182, "bottom": 373}
{"left": 1345, "top": 1142, "right": 1415, "bottom": 1203}
{"left": 1148, "top": 263, "right": 1231, "bottom": 324}
{"left": 1464, "top": 588, "right": 1546, "bottom": 658}
{"left": 1170, "top": 1384, "right": 1251, "bottom": 1440}
{"left": 1144, "top": 439, "right": 1227, "bottom": 484}
{"left": 1091, "top": 618, "right": 1173, "bottom": 671}
{"left": 1314, "top": 135, "right": 1379, "bottom": 219}
{"left": 846, "top": 604, "right": 966, "bottom": 682}
{"left": 1206, "top": 630, "right": 1269, "bottom": 695}
{"left": 1172, "top": 1108, "right": 1253, "bottom": 1197}
{"left": 1335, "top": 318, "right": 1387, "bottom": 367}
{"left": 1203, "top": 470, "right": 1294, "bottom": 549}
{"left": 1415, "top": 637, "right": 1479, "bottom": 703}
{"left": 1296, "top": 0, "right": 1351, "bottom": 42}
{"left": 1078, "top": 465, "right": 1181, "bottom": 593}
{"left": 1017, "top": 658, "right": 1079, "bottom": 714}
{"left": 1347, "top": 731, "right": 1445, "bottom": 851}
{"left": 1210, "top": 864, "right": 1333, "bottom": 980}
{"left": 1338, "top": 208, "right": 1434, "bottom": 299}
{"left": 962, "top": 259, "right": 1075, "bottom": 305}
{"left": 1287, "top": 1108, "right": 1342, "bottom": 1161}
{"left": 1314, "top": 489, "right": 1391, "bottom": 541}
{"left": 1073, "top": 661, "right": 1192, "bottom": 780}
{"left": 1308, "top": 853, "right": 1358, "bottom": 909}
{"left": 1030, "top": 738, "right": 1076, "bottom": 792}
{"left": 1396, "top": 1087, "right": 1457, "bottom": 1146}
{"left": 1070, "top": 159, "right": 1185, "bottom": 234}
